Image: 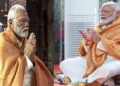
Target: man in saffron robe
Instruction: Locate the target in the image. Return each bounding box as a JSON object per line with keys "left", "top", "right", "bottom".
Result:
{"left": 60, "top": 2, "right": 120, "bottom": 86}
{"left": 0, "top": 4, "right": 53, "bottom": 86}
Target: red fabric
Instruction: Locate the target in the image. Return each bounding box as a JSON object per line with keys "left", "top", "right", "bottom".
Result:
{"left": 55, "top": 21, "right": 64, "bottom": 41}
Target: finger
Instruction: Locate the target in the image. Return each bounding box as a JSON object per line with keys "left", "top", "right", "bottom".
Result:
{"left": 33, "top": 39, "right": 36, "bottom": 50}
{"left": 29, "top": 33, "right": 36, "bottom": 46}
{"left": 80, "top": 30, "right": 86, "bottom": 36}
{"left": 87, "top": 28, "right": 90, "bottom": 32}
{"left": 33, "top": 36, "right": 36, "bottom": 46}
{"left": 33, "top": 39, "right": 36, "bottom": 47}
{"left": 31, "top": 33, "right": 35, "bottom": 42}
{"left": 88, "top": 29, "right": 95, "bottom": 35}
{"left": 79, "top": 30, "right": 83, "bottom": 34}
{"left": 29, "top": 33, "right": 34, "bottom": 41}
{"left": 89, "top": 28, "right": 95, "bottom": 33}
{"left": 88, "top": 28, "right": 93, "bottom": 33}
{"left": 82, "top": 31, "right": 86, "bottom": 36}
{"left": 82, "top": 31, "right": 86, "bottom": 39}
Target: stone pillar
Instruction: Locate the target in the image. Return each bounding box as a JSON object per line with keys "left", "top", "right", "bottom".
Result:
{"left": 26, "top": 0, "right": 54, "bottom": 74}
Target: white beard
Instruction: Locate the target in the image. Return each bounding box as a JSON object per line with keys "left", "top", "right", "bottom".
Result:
{"left": 13, "top": 26, "right": 29, "bottom": 38}
{"left": 100, "top": 12, "right": 116, "bottom": 24}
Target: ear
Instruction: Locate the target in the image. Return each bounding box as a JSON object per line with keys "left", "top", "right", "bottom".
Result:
{"left": 8, "top": 19, "right": 13, "bottom": 25}
{"left": 8, "top": 19, "right": 14, "bottom": 28}
{"left": 116, "top": 11, "right": 120, "bottom": 17}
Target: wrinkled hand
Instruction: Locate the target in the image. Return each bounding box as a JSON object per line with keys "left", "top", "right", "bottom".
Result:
{"left": 24, "top": 33, "right": 36, "bottom": 62}
{"left": 79, "top": 28, "right": 93, "bottom": 42}
{"left": 88, "top": 28, "right": 101, "bottom": 43}
{"left": 80, "top": 28, "right": 101, "bottom": 43}
{"left": 93, "top": 34, "right": 101, "bottom": 43}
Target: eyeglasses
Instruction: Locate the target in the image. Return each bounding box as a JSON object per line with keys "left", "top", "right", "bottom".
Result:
{"left": 11, "top": 18, "right": 30, "bottom": 24}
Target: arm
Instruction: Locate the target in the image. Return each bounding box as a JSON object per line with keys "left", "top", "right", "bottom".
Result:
{"left": 24, "top": 33, "right": 36, "bottom": 65}
{"left": 78, "top": 40, "right": 86, "bottom": 56}
{"left": 78, "top": 28, "right": 98, "bottom": 56}
{"left": 24, "top": 56, "right": 35, "bottom": 73}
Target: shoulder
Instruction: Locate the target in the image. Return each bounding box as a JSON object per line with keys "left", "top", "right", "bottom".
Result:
{"left": 0, "top": 32, "right": 7, "bottom": 43}
{"left": 0, "top": 31, "right": 12, "bottom": 49}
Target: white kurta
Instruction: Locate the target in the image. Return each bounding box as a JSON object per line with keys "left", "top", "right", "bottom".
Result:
{"left": 60, "top": 33, "right": 120, "bottom": 86}
{"left": 60, "top": 54, "right": 120, "bottom": 85}
{"left": 23, "top": 56, "right": 35, "bottom": 86}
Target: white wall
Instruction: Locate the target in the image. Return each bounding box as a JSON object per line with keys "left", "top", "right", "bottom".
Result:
{"left": 64, "top": 0, "right": 99, "bottom": 59}
{"left": 65, "top": 0, "right": 98, "bottom": 15}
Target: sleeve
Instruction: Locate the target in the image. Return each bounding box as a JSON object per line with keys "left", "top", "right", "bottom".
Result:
{"left": 25, "top": 56, "right": 35, "bottom": 73}
{"left": 84, "top": 45, "right": 90, "bottom": 52}
{"left": 78, "top": 40, "right": 94, "bottom": 56}
{"left": 97, "top": 41, "right": 107, "bottom": 52}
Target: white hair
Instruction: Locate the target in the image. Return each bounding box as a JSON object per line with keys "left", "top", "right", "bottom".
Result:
{"left": 7, "top": 4, "right": 26, "bottom": 25}
{"left": 102, "top": 2, "right": 120, "bottom": 11}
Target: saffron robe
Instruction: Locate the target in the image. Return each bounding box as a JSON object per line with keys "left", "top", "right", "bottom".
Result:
{"left": 0, "top": 27, "right": 53, "bottom": 86}
{"left": 78, "top": 17, "right": 120, "bottom": 78}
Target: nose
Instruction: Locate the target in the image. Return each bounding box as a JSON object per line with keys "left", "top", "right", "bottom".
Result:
{"left": 25, "top": 21, "right": 29, "bottom": 27}
{"left": 100, "top": 11, "right": 105, "bottom": 17}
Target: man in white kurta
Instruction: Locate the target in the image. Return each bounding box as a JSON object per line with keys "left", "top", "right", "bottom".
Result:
{"left": 60, "top": 2, "right": 120, "bottom": 86}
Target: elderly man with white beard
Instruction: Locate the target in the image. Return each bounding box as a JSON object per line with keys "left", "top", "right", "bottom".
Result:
{"left": 0, "top": 4, "right": 53, "bottom": 86}
{"left": 60, "top": 2, "right": 120, "bottom": 86}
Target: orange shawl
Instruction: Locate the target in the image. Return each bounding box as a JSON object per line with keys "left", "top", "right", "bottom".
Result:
{"left": 78, "top": 17, "right": 120, "bottom": 78}
{"left": 0, "top": 27, "right": 53, "bottom": 86}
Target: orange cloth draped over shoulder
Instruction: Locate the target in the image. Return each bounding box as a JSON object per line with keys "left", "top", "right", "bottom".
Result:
{"left": 78, "top": 17, "right": 120, "bottom": 78}
{"left": 0, "top": 26, "right": 53, "bottom": 86}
